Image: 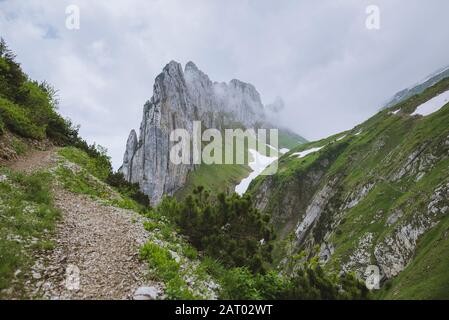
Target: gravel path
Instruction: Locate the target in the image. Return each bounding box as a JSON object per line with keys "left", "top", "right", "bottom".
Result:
{"left": 10, "top": 148, "right": 156, "bottom": 300}
{"left": 9, "top": 148, "right": 56, "bottom": 174}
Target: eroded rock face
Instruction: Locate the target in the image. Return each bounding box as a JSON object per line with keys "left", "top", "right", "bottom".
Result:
{"left": 120, "top": 61, "right": 269, "bottom": 204}
{"left": 295, "top": 181, "right": 338, "bottom": 243}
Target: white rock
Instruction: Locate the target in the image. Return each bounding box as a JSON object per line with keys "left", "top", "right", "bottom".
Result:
{"left": 133, "top": 286, "right": 160, "bottom": 300}
{"left": 169, "top": 250, "right": 181, "bottom": 263}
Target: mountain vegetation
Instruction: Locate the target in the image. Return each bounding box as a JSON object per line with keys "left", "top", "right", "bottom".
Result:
{"left": 1, "top": 40, "right": 366, "bottom": 300}
{"left": 2, "top": 37, "right": 448, "bottom": 300}
{"left": 249, "top": 76, "right": 449, "bottom": 299}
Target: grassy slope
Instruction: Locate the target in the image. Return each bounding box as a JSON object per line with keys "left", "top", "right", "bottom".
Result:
{"left": 56, "top": 147, "right": 218, "bottom": 299}
{"left": 278, "top": 129, "right": 308, "bottom": 149}
{"left": 0, "top": 167, "right": 60, "bottom": 298}
{"left": 175, "top": 128, "right": 305, "bottom": 200}
{"left": 0, "top": 144, "right": 218, "bottom": 300}
{"left": 378, "top": 211, "right": 449, "bottom": 299}
{"left": 250, "top": 77, "right": 449, "bottom": 298}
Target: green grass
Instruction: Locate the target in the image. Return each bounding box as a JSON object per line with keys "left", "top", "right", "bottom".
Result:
{"left": 55, "top": 164, "right": 145, "bottom": 213}
{"left": 139, "top": 241, "right": 196, "bottom": 300}
{"left": 175, "top": 127, "right": 307, "bottom": 200}
{"left": 278, "top": 129, "right": 307, "bottom": 149}
{"left": 0, "top": 169, "right": 60, "bottom": 298}
{"left": 0, "top": 97, "right": 46, "bottom": 140}
{"left": 248, "top": 77, "right": 449, "bottom": 299}
{"left": 175, "top": 163, "right": 250, "bottom": 200}
{"left": 58, "top": 147, "right": 110, "bottom": 180}
{"left": 378, "top": 212, "right": 449, "bottom": 299}
{"left": 11, "top": 137, "right": 28, "bottom": 156}
{"left": 57, "top": 147, "right": 148, "bottom": 212}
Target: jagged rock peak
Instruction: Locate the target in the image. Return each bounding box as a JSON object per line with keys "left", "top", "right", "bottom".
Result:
{"left": 185, "top": 61, "right": 199, "bottom": 72}
{"left": 121, "top": 129, "right": 138, "bottom": 181}
{"left": 120, "top": 60, "right": 276, "bottom": 204}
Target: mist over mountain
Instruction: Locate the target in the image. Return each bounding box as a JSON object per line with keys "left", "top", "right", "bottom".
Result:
{"left": 120, "top": 60, "right": 306, "bottom": 204}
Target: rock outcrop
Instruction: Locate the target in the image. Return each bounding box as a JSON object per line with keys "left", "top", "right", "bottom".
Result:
{"left": 120, "top": 61, "right": 272, "bottom": 204}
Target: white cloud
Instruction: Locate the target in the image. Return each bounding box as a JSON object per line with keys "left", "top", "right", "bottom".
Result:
{"left": 1, "top": 0, "right": 449, "bottom": 168}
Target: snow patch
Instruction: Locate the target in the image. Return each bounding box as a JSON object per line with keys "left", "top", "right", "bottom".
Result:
{"left": 279, "top": 148, "right": 289, "bottom": 154}
{"left": 390, "top": 109, "right": 401, "bottom": 115}
{"left": 411, "top": 89, "right": 449, "bottom": 116}
{"left": 336, "top": 135, "right": 347, "bottom": 141}
{"left": 291, "top": 147, "right": 323, "bottom": 159}
{"left": 235, "top": 149, "right": 277, "bottom": 195}
{"left": 266, "top": 144, "right": 278, "bottom": 152}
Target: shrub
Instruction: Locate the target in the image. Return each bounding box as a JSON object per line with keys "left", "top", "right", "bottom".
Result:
{"left": 0, "top": 97, "right": 46, "bottom": 139}
{"left": 183, "top": 245, "right": 198, "bottom": 260}
{"left": 106, "top": 171, "right": 150, "bottom": 208}
{"left": 59, "top": 147, "right": 112, "bottom": 181}
{"left": 140, "top": 242, "right": 180, "bottom": 281}
{"left": 220, "top": 267, "right": 262, "bottom": 300}
{"left": 11, "top": 137, "right": 27, "bottom": 155}
{"left": 0, "top": 170, "right": 60, "bottom": 296}
{"left": 0, "top": 114, "right": 4, "bottom": 135}
{"left": 0, "top": 39, "right": 85, "bottom": 146}
{"left": 45, "top": 115, "right": 80, "bottom": 146}
{"left": 157, "top": 187, "right": 273, "bottom": 273}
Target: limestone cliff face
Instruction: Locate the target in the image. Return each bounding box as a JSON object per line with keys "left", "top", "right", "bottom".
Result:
{"left": 120, "top": 61, "right": 270, "bottom": 204}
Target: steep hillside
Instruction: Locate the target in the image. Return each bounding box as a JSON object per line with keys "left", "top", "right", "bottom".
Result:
{"left": 249, "top": 77, "right": 449, "bottom": 299}
{"left": 1, "top": 41, "right": 366, "bottom": 301}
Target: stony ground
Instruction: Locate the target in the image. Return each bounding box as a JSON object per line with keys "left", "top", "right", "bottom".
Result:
{"left": 9, "top": 148, "right": 56, "bottom": 174}
{"left": 9, "top": 148, "right": 160, "bottom": 300}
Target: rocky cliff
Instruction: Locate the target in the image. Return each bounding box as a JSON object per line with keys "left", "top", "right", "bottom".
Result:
{"left": 120, "top": 61, "right": 299, "bottom": 204}
{"left": 249, "top": 77, "right": 449, "bottom": 298}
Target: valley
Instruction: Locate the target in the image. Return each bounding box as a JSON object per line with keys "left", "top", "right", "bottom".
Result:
{"left": 1, "top": 36, "right": 449, "bottom": 300}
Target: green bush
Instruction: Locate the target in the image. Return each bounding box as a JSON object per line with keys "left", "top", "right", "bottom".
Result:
{"left": 183, "top": 245, "right": 198, "bottom": 260}
{"left": 0, "top": 114, "right": 4, "bottom": 135}
{"left": 0, "top": 97, "right": 46, "bottom": 139}
{"left": 106, "top": 172, "right": 150, "bottom": 208}
{"left": 0, "top": 40, "right": 27, "bottom": 102}
{"left": 157, "top": 187, "right": 273, "bottom": 273}
{"left": 45, "top": 114, "right": 80, "bottom": 145}
{"left": 0, "top": 39, "right": 86, "bottom": 146}
{"left": 11, "top": 137, "right": 27, "bottom": 155}
{"left": 58, "top": 147, "right": 112, "bottom": 181}
{"left": 220, "top": 267, "right": 263, "bottom": 299}
{"left": 140, "top": 242, "right": 180, "bottom": 282}
{"left": 0, "top": 170, "right": 60, "bottom": 297}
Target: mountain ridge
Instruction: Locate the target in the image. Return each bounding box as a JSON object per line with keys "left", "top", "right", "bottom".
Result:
{"left": 249, "top": 75, "right": 449, "bottom": 299}
{"left": 384, "top": 65, "right": 449, "bottom": 109}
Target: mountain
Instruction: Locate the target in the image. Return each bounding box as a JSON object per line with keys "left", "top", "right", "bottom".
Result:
{"left": 120, "top": 61, "right": 306, "bottom": 204}
{"left": 384, "top": 65, "right": 449, "bottom": 109}
{"left": 249, "top": 76, "right": 449, "bottom": 299}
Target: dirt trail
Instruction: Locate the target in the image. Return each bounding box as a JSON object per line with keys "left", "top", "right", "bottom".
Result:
{"left": 9, "top": 148, "right": 154, "bottom": 300}
{"left": 8, "top": 148, "right": 56, "bottom": 174}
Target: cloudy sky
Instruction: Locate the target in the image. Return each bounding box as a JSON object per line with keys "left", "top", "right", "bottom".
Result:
{"left": 1, "top": 0, "right": 449, "bottom": 168}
